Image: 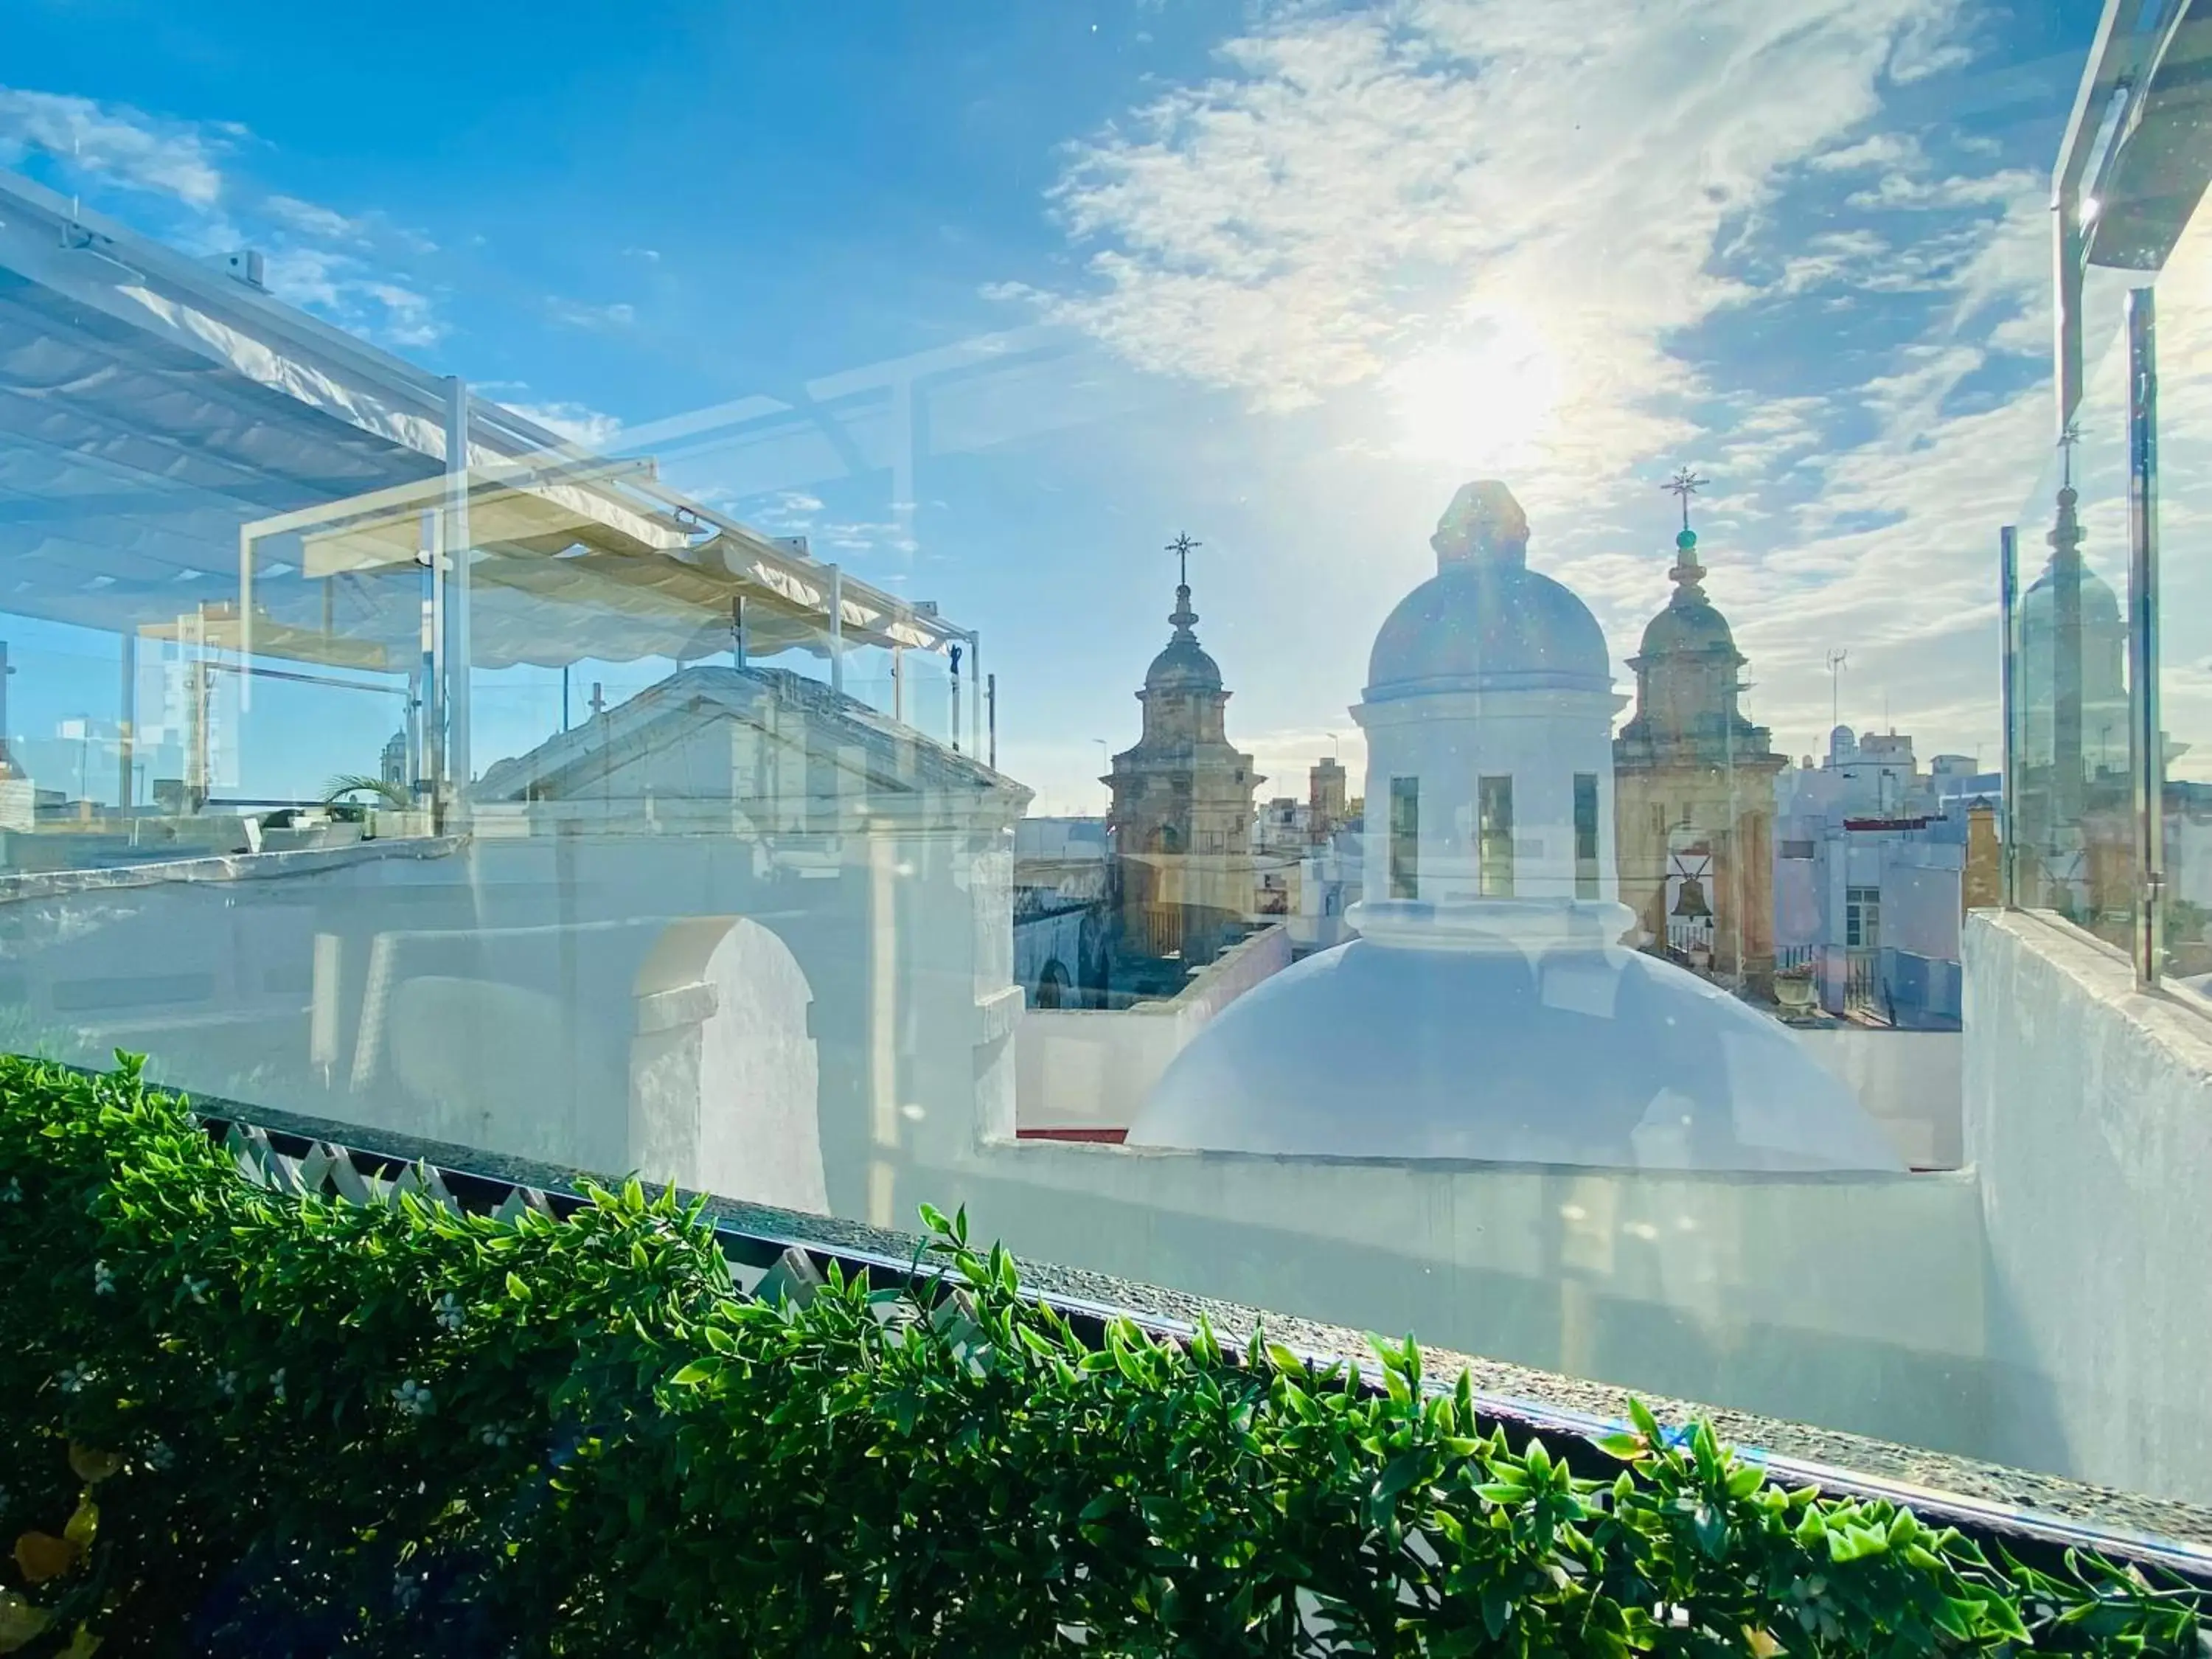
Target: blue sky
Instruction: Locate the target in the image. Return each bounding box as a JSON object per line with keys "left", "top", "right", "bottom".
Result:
{"left": 1, "top": 0, "right": 2113, "bottom": 811}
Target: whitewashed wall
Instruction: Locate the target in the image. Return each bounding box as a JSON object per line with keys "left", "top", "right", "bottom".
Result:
{"left": 1963, "top": 911, "right": 2212, "bottom": 1505}
{"left": 0, "top": 841, "right": 2014, "bottom": 1476}
{"left": 1015, "top": 924, "right": 1291, "bottom": 1134}
{"left": 922, "top": 1126, "right": 1992, "bottom": 1460}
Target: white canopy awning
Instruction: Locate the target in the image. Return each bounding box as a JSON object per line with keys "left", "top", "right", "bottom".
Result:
{"left": 0, "top": 166, "right": 969, "bottom": 678}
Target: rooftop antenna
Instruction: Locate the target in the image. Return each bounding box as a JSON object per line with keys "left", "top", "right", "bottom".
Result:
{"left": 2058, "top": 417, "right": 2081, "bottom": 490}
{"left": 1827, "top": 648, "right": 1849, "bottom": 732}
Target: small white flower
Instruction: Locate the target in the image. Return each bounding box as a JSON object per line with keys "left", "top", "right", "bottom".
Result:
{"left": 0, "top": 1176, "right": 21, "bottom": 1203}
{"left": 434, "top": 1293, "right": 466, "bottom": 1333}
{"left": 394, "top": 1574, "right": 422, "bottom": 1612}
{"left": 268, "top": 1368, "right": 287, "bottom": 1404}
{"left": 214, "top": 1368, "right": 240, "bottom": 1399}
{"left": 57, "top": 1363, "right": 90, "bottom": 1395}
{"left": 393, "top": 1379, "right": 434, "bottom": 1417}
{"left": 92, "top": 1260, "right": 115, "bottom": 1295}
{"left": 145, "top": 1440, "right": 175, "bottom": 1472}
{"left": 183, "top": 1274, "right": 210, "bottom": 1305}
{"left": 476, "top": 1422, "right": 514, "bottom": 1449}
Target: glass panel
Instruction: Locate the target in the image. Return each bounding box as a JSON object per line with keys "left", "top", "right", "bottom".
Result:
{"left": 4, "top": 3, "right": 2212, "bottom": 1545}
{"left": 2009, "top": 333, "right": 2138, "bottom": 953}
{"left": 2153, "top": 184, "right": 2212, "bottom": 1003}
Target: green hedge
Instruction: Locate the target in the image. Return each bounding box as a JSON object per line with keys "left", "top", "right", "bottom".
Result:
{"left": 0, "top": 1055, "right": 2201, "bottom": 1657}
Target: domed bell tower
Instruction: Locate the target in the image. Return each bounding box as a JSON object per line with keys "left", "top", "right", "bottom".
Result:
{"left": 1349, "top": 480, "right": 1630, "bottom": 950}
{"left": 1612, "top": 470, "right": 1787, "bottom": 993}
{"left": 1104, "top": 535, "right": 1262, "bottom": 969}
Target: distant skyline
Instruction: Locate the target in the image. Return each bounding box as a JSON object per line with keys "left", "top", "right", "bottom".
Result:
{"left": 1, "top": 0, "right": 2109, "bottom": 813}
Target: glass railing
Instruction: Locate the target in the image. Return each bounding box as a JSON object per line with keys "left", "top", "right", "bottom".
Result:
{"left": 2005, "top": 104, "right": 2212, "bottom": 1006}
{"left": 4, "top": 0, "right": 2212, "bottom": 1553}
{"left": 2006, "top": 326, "right": 2138, "bottom": 953}
{"left": 2149, "top": 187, "right": 2212, "bottom": 1003}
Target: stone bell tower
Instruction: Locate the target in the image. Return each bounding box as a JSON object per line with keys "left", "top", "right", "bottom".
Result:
{"left": 1104, "top": 535, "right": 1261, "bottom": 969}
{"left": 1613, "top": 471, "right": 1787, "bottom": 993}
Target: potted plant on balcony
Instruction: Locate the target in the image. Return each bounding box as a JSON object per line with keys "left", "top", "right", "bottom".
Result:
{"left": 1774, "top": 959, "right": 1818, "bottom": 1017}
{"left": 324, "top": 775, "right": 420, "bottom": 841}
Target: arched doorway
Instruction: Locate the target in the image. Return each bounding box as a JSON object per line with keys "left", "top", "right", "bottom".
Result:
{"left": 1035, "top": 959, "right": 1071, "bottom": 1009}
{"left": 631, "top": 915, "right": 824, "bottom": 1213}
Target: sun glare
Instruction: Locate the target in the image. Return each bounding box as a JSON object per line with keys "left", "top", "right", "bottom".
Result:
{"left": 1385, "top": 315, "right": 1560, "bottom": 471}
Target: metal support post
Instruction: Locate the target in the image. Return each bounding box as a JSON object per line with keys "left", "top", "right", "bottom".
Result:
{"left": 2126, "top": 287, "right": 2163, "bottom": 988}
{"left": 442, "top": 378, "right": 472, "bottom": 802}
{"left": 987, "top": 671, "right": 997, "bottom": 771}
{"left": 1998, "top": 526, "right": 2020, "bottom": 908}
{"left": 419, "top": 508, "right": 442, "bottom": 811}
{"left": 969, "top": 633, "right": 982, "bottom": 762}
{"left": 116, "top": 629, "right": 136, "bottom": 811}
{"left": 828, "top": 566, "right": 844, "bottom": 697}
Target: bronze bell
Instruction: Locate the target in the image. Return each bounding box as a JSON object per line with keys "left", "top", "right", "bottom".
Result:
{"left": 1671, "top": 876, "right": 1713, "bottom": 919}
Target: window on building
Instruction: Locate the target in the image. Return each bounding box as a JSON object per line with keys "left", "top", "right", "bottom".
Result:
{"left": 1573, "top": 773, "right": 1600, "bottom": 899}
{"left": 1846, "top": 886, "right": 1882, "bottom": 950}
{"left": 1388, "top": 776, "right": 1419, "bottom": 899}
{"left": 1781, "top": 839, "right": 1817, "bottom": 860}
{"left": 1478, "top": 775, "right": 1514, "bottom": 897}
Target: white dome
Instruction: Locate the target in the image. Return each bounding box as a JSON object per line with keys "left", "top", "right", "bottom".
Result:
{"left": 1366, "top": 563, "right": 1612, "bottom": 700}
{"left": 1364, "top": 479, "right": 1611, "bottom": 702}
{"left": 1127, "top": 922, "right": 1904, "bottom": 1173}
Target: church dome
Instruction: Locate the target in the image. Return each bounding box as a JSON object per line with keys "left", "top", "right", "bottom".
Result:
{"left": 1638, "top": 594, "right": 1736, "bottom": 657}
{"left": 1633, "top": 529, "right": 1739, "bottom": 660}
{"left": 1127, "top": 933, "right": 1904, "bottom": 1172}
{"left": 1145, "top": 632, "right": 1223, "bottom": 692}
{"left": 1141, "top": 575, "right": 1225, "bottom": 694}
{"left": 2020, "top": 560, "right": 2123, "bottom": 628}
{"left": 1365, "top": 482, "right": 1610, "bottom": 700}
{"left": 2020, "top": 484, "right": 2123, "bottom": 631}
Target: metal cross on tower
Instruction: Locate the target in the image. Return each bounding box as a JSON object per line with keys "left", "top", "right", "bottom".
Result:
{"left": 1663, "top": 467, "right": 1709, "bottom": 532}
{"left": 1166, "top": 532, "right": 1201, "bottom": 588}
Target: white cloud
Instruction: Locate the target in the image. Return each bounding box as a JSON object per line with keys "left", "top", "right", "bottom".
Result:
{"left": 1001, "top": 0, "right": 1973, "bottom": 496}
{"left": 260, "top": 248, "right": 446, "bottom": 349}
{"left": 502, "top": 400, "right": 626, "bottom": 450}
{"left": 547, "top": 297, "right": 638, "bottom": 331}
{"left": 0, "top": 86, "right": 226, "bottom": 206}
{"left": 996, "top": 0, "right": 2070, "bottom": 763}
{"left": 1846, "top": 167, "right": 2031, "bottom": 210}
{"left": 1808, "top": 132, "right": 1925, "bottom": 172}
{"left": 1, "top": 84, "right": 452, "bottom": 352}
{"left": 263, "top": 193, "right": 364, "bottom": 241}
